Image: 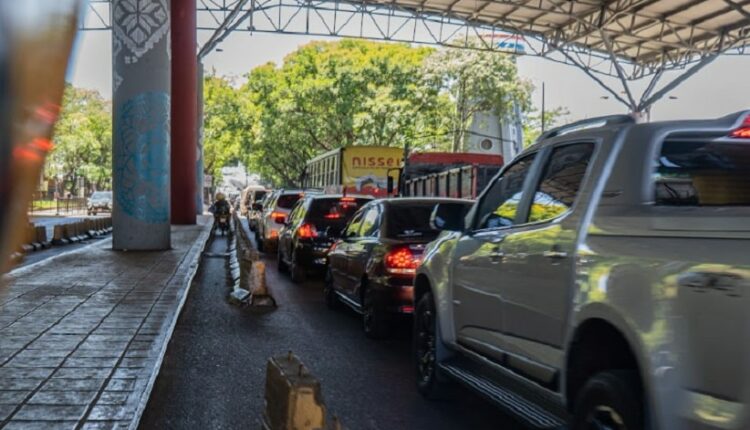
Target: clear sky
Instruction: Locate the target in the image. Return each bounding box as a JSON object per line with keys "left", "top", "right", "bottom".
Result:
{"left": 70, "top": 26, "right": 750, "bottom": 123}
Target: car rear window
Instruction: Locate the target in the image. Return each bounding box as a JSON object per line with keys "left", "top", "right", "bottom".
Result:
{"left": 253, "top": 190, "right": 267, "bottom": 202}
{"left": 655, "top": 139, "right": 750, "bottom": 206}
{"left": 385, "top": 202, "right": 469, "bottom": 239}
{"left": 307, "top": 198, "right": 370, "bottom": 222}
{"left": 276, "top": 194, "right": 302, "bottom": 209}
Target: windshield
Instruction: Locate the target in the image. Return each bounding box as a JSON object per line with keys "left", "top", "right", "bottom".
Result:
{"left": 386, "top": 202, "right": 470, "bottom": 240}
{"left": 253, "top": 190, "right": 267, "bottom": 202}
{"left": 655, "top": 139, "right": 750, "bottom": 206}
{"left": 91, "top": 191, "right": 112, "bottom": 199}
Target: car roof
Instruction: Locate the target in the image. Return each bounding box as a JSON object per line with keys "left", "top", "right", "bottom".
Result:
{"left": 305, "top": 194, "right": 373, "bottom": 200}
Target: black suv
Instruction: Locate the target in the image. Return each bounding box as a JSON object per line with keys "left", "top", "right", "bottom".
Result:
{"left": 325, "top": 198, "right": 472, "bottom": 338}
{"left": 277, "top": 194, "right": 373, "bottom": 282}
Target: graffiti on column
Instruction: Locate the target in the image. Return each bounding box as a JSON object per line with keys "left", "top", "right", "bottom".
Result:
{"left": 114, "top": 92, "right": 171, "bottom": 223}
{"left": 113, "top": 0, "right": 170, "bottom": 91}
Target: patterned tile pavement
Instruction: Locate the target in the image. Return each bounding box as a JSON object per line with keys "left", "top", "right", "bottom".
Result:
{"left": 0, "top": 220, "right": 210, "bottom": 429}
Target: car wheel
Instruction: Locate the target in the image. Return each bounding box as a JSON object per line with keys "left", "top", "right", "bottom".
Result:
{"left": 571, "top": 370, "right": 645, "bottom": 430}
{"left": 290, "top": 252, "right": 306, "bottom": 284}
{"left": 414, "top": 291, "right": 452, "bottom": 399}
{"left": 277, "top": 246, "right": 288, "bottom": 273}
{"left": 362, "top": 284, "right": 389, "bottom": 339}
{"left": 324, "top": 269, "right": 340, "bottom": 310}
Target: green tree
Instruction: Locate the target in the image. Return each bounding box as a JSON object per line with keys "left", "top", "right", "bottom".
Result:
{"left": 46, "top": 84, "right": 112, "bottom": 194}
{"left": 422, "top": 38, "right": 532, "bottom": 152}
{"left": 240, "top": 40, "right": 453, "bottom": 185}
{"left": 202, "top": 74, "right": 258, "bottom": 184}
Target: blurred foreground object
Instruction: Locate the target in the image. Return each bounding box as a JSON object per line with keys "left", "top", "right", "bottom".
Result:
{"left": 0, "top": 0, "right": 81, "bottom": 274}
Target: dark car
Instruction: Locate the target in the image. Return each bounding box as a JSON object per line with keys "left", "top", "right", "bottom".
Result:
{"left": 277, "top": 194, "right": 373, "bottom": 283}
{"left": 325, "top": 198, "right": 472, "bottom": 338}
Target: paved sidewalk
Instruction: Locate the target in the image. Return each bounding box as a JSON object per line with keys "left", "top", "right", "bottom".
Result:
{"left": 0, "top": 219, "right": 211, "bottom": 429}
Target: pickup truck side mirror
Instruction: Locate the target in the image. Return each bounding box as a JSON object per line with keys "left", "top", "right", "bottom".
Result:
{"left": 430, "top": 203, "right": 465, "bottom": 232}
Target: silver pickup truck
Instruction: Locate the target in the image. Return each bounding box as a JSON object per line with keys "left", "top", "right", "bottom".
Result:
{"left": 414, "top": 111, "right": 750, "bottom": 430}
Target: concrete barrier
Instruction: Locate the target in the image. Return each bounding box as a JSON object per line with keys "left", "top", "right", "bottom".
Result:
{"left": 263, "top": 352, "right": 343, "bottom": 430}
{"left": 228, "top": 212, "right": 276, "bottom": 307}
{"left": 52, "top": 224, "right": 68, "bottom": 245}
{"left": 35, "top": 226, "right": 50, "bottom": 249}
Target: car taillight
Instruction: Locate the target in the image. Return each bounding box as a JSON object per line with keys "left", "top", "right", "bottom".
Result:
{"left": 297, "top": 223, "right": 318, "bottom": 239}
{"left": 385, "top": 246, "right": 420, "bottom": 275}
{"left": 730, "top": 114, "right": 750, "bottom": 138}
{"left": 271, "top": 211, "right": 286, "bottom": 224}
{"left": 324, "top": 213, "right": 341, "bottom": 219}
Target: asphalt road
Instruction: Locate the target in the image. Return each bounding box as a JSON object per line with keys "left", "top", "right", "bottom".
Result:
{"left": 139, "top": 222, "right": 524, "bottom": 430}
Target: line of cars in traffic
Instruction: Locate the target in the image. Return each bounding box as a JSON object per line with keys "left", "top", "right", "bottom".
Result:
{"left": 240, "top": 111, "right": 750, "bottom": 430}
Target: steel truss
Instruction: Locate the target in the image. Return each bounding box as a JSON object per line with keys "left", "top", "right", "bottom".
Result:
{"left": 81, "top": 0, "right": 750, "bottom": 113}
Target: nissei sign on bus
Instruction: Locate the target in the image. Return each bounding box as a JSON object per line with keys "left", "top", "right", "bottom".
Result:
{"left": 343, "top": 146, "right": 402, "bottom": 196}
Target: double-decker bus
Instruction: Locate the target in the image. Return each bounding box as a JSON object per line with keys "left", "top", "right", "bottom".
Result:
{"left": 302, "top": 146, "right": 403, "bottom": 197}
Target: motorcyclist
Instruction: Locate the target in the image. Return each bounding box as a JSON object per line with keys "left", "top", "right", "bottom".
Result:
{"left": 209, "top": 193, "right": 232, "bottom": 233}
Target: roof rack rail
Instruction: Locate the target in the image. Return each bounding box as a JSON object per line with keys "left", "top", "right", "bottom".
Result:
{"left": 538, "top": 114, "right": 635, "bottom": 141}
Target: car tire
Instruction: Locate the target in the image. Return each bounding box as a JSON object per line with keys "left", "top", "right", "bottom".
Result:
{"left": 290, "top": 252, "right": 306, "bottom": 284}
{"left": 324, "top": 269, "right": 340, "bottom": 310}
{"left": 362, "top": 284, "right": 389, "bottom": 339}
{"left": 277, "top": 247, "right": 288, "bottom": 273}
{"left": 414, "top": 291, "right": 453, "bottom": 399}
{"left": 571, "top": 370, "right": 645, "bottom": 430}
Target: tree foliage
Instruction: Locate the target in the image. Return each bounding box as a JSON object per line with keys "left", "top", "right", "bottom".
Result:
{"left": 46, "top": 84, "right": 112, "bottom": 194}
{"left": 202, "top": 39, "right": 558, "bottom": 186}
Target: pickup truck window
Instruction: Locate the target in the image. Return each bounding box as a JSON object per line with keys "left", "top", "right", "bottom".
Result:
{"left": 474, "top": 154, "right": 536, "bottom": 230}
{"left": 655, "top": 140, "right": 750, "bottom": 206}
{"left": 528, "top": 143, "right": 594, "bottom": 223}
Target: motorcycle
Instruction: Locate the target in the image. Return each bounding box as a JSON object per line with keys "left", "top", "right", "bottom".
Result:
{"left": 216, "top": 211, "right": 230, "bottom": 236}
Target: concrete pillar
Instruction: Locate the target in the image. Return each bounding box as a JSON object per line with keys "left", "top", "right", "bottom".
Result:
{"left": 112, "top": 0, "right": 171, "bottom": 250}
{"left": 196, "top": 61, "right": 205, "bottom": 215}
{"left": 170, "top": 0, "right": 197, "bottom": 224}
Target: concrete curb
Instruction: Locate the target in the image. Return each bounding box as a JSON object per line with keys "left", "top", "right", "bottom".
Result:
{"left": 128, "top": 222, "right": 213, "bottom": 430}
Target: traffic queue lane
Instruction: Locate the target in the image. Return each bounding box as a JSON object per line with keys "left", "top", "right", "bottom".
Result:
{"left": 141, "top": 219, "right": 524, "bottom": 430}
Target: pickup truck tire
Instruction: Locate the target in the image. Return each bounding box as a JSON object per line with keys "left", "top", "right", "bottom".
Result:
{"left": 572, "top": 370, "right": 645, "bottom": 430}
{"left": 414, "top": 291, "right": 452, "bottom": 399}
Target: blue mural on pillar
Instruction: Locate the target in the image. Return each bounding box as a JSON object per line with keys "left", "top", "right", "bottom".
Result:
{"left": 114, "top": 92, "right": 170, "bottom": 223}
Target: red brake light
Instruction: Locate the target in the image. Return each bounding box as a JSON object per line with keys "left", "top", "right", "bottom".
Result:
{"left": 324, "top": 213, "right": 342, "bottom": 219}
{"left": 341, "top": 197, "right": 356, "bottom": 202}
{"left": 385, "top": 246, "right": 420, "bottom": 275}
{"left": 297, "top": 223, "right": 318, "bottom": 239}
{"left": 730, "top": 115, "right": 750, "bottom": 138}
{"left": 271, "top": 211, "right": 286, "bottom": 224}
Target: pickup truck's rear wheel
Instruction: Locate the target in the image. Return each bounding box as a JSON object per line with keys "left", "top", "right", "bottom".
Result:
{"left": 572, "top": 370, "right": 644, "bottom": 430}
{"left": 414, "top": 291, "right": 451, "bottom": 399}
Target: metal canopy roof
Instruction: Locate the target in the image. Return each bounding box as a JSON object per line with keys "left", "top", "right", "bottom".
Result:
{"left": 81, "top": 0, "right": 750, "bottom": 112}
{"left": 405, "top": 0, "right": 749, "bottom": 67}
